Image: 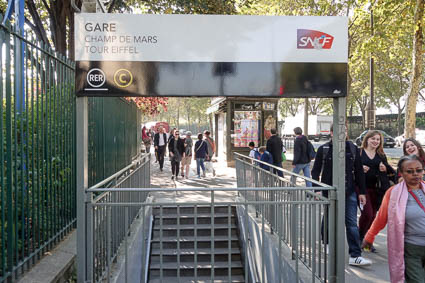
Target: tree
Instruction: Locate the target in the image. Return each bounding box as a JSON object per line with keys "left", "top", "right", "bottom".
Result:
{"left": 127, "top": 97, "right": 168, "bottom": 116}
{"left": 404, "top": 0, "right": 424, "bottom": 138}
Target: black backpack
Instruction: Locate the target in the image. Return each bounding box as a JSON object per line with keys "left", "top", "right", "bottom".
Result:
{"left": 307, "top": 140, "right": 316, "bottom": 160}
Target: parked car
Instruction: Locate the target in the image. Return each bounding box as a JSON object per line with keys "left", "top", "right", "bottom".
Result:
{"left": 354, "top": 130, "right": 396, "bottom": 148}
{"left": 395, "top": 129, "right": 425, "bottom": 147}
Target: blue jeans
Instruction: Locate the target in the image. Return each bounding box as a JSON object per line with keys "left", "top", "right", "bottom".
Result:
{"left": 196, "top": 158, "right": 205, "bottom": 176}
{"left": 321, "top": 191, "right": 362, "bottom": 257}
{"left": 291, "top": 163, "right": 312, "bottom": 187}
{"left": 345, "top": 190, "right": 362, "bottom": 257}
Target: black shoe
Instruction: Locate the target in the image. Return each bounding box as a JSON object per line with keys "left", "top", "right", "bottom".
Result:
{"left": 171, "top": 176, "right": 174, "bottom": 180}
{"left": 160, "top": 168, "right": 163, "bottom": 172}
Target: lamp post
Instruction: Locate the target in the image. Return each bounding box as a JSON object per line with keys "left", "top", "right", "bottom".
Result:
{"left": 367, "top": 7, "right": 376, "bottom": 129}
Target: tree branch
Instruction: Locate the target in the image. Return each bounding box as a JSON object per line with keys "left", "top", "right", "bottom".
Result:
{"left": 25, "top": 0, "right": 52, "bottom": 48}
{"left": 108, "top": 0, "right": 119, "bottom": 13}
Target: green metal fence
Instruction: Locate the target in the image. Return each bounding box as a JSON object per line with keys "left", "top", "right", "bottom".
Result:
{"left": 88, "top": 97, "right": 142, "bottom": 187}
{"left": 0, "top": 16, "right": 76, "bottom": 281}
{"left": 0, "top": 16, "right": 142, "bottom": 281}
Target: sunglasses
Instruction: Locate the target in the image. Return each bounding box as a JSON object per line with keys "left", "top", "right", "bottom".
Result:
{"left": 404, "top": 169, "right": 424, "bottom": 175}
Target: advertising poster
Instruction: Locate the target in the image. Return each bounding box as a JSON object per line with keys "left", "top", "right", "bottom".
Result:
{"left": 234, "top": 111, "right": 260, "bottom": 147}
{"left": 264, "top": 111, "right": 277, "bottom": 140}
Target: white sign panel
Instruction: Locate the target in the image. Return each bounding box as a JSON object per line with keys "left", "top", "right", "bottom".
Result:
{"left": 75, "top": 14, "right": 348, "bottom": 63}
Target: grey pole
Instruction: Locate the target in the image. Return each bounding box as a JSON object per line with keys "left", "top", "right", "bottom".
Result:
{"left": 76, "top": 97, "right": 89, "bottom": 282}
{"left": 77, "top": 1, "right": 97, "bottom": 282}
{"left": 330, "top": 97, "right": 346, "bottom": 283}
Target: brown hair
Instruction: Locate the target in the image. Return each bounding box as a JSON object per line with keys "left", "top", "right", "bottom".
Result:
{"left": 403, "top": 138, "right": 425, "bottom": 161}
{"left": 361, "top": 130, "right": 386, "bottom": 158}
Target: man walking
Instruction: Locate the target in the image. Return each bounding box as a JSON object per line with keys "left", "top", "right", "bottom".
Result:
{"left": 311, "top": 125, "right": 371, "bottom": 266}
{"left": 291, "top": 127, "right": 312, "bottom": 187}
{"left": 154, "top": 126, "right": 167, "bottom": 171}
{"left": 168, "top": 130, "right": 185, "bottom": 180}
{"left": 181, "top": 131, "right": 193, "bottom": 179}
{"left": 204, "top": 130, "right": 216, "bottom": 177}
{"left": 266, "top": 128, "right": 283, "bottom": 177}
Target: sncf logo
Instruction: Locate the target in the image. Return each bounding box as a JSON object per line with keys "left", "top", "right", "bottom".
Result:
{"left": 297, "top": 29, "right": 334, "bottom": 49}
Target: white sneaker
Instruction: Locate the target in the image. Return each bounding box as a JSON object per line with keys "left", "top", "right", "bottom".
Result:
{"left": 349, "top": 256, "right": 372, "bottom": 266}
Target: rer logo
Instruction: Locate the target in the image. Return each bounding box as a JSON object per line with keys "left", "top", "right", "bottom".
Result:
{"left": 87, "top": 68, "right": 106, "bottom": 88}
{"left": 297, "top": 29, "right": 334, "bottom": 50}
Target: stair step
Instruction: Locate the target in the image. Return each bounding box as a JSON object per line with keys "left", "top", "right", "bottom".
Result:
{"left": 149, "top": 261, "right": 243, "bottom": 270}
{"left": 153, "top": 224, "right": 237, "bottom": 230}
{"left": 151, "top": 248, "right": 241, "bottom": 255}
{"left": 156, "top": 217, "right": 237, "bottom": 225}
{"left": 153, "top": 206, "right": 236, "bottom": 215}
{"left": 151, "top": 240, "right": 240, "bottom": 250}
{"left": 154, "top": 213, "right": 236, "bottom": 219}
{"left": 151, "top": 235, "right": 239, "bottom": 243}
{"left": 148, "top": 275, "right": 245, "bottom": 283}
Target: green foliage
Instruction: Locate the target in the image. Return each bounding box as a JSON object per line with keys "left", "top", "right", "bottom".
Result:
{"left": 1, "top": 83, "right": 75, "bottom": 274}
{"left": 416, "top": 116, "right": 425, "bottom": 129}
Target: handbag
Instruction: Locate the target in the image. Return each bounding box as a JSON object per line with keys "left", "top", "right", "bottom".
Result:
{"left": 281, "top": 151, "right": 286, "bottom": 162}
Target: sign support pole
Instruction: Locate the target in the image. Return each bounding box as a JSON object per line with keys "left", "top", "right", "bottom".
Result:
{"left": 76, "top": 96, "right": 89, "bottom": 282}
{"left": 77, "top": 2, "right": 97, "bottom": 282}
{"left": 330, "top": 97, "right": 346, "bottom": 283}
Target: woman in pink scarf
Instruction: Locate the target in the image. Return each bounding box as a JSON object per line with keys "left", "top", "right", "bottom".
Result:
{"left": 362, "top": 155, "right": 425, "bottom": 283}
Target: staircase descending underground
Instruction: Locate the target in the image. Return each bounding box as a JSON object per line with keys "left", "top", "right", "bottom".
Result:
{"left": 148, "top": 205, "right": 246, "bottom": 283}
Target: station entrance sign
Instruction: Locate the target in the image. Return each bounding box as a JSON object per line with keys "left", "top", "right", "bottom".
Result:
{"left": 75, "top": 14, "right": 348, "bottom": 98}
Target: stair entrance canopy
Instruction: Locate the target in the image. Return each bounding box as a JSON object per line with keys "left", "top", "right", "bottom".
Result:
{"left": 75, "top": 13, "right": 349, "bottom": 283}
{"left": 75, "top": 14, "right": 348, "bottom": 98}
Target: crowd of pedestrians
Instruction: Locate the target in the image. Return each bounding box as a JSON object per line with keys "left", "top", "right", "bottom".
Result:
{"left": 148, "top": 126, "right": 216, "bottom": 180}
{"left": 248, "top": 126, "right": 425, "bottom": 281}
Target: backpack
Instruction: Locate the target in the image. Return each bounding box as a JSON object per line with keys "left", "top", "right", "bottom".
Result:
{"left": 307, "top": 140, "right": 316, "bottom": 160}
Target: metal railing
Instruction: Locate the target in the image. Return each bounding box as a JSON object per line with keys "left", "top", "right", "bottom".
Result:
{"left": 0, "top": 16, "right": 76, "bottom": 282}
{"left": 0, "top": 15, "right": 144, "bottom": 282}
{"left": 235, "top": 152, "right": 336, "bottom": 282}
{"left": 83, "top": 152, "right": 336, "bottom": 283}
{"left": 86, "top": 153, "right": 151, "bottom": 282}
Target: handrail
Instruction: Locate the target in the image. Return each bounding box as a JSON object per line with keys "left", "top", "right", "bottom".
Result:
{"left": 88, "top": 153, "right": 150, "bottom": 190}
{"left": 233, "top": 152, "right": 328, "bottom": 187}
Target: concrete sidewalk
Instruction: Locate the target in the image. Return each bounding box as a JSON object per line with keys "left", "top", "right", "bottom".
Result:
{"left": 149, "top": 153, "right": 391, "bottom": 283}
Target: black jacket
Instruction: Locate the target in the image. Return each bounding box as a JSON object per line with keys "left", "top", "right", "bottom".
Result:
{"left": 168, "top": 136, "right": 185, "bottom": 156}
{"left": 293, "top": 135, "right": 310, "bottom": 165}
{"left": 266, "top": 135, "right": 283, "bottom": 164}
{"left": 311, "top": 140, "right": 366, "bottom": 196}
{"left": 154, "top": 132, "right": 167, "bottom": 147}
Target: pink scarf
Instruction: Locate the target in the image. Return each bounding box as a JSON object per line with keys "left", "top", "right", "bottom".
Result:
{"left": 387, "top": 181, "right": 425, "bottom": 283}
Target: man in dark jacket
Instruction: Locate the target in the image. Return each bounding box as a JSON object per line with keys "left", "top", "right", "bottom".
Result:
{"left": 168, "top": 130, "right": 185, "bottom": 180}
{"left": 292, "top": 127, "right": 312, "bottom": 187}
{"left": 154, "top": 126, "right": 167, "bottom": 171}
{"left": 311, "top": 126, "right": 371, "bottom": 267}
{"left": 266, "top": 128, "right": 283, "bottom": 177}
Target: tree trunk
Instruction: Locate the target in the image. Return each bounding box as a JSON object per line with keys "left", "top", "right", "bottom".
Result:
{"left": 405, "top": 0, "right": 424, "bottom": 139}
{"left": 396, "top": 103, "right": 401, "bottom": 136}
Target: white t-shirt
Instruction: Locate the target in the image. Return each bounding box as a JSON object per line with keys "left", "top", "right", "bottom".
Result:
{"left": 158, "top": 133, "right": 165, "bottom": 146}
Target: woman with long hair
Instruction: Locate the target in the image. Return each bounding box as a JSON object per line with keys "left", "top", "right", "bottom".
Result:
{"left": 401, "top": 138, "right": 425, "bottom": 182}
{"left": 362, "top": 155, "right": 425, "bottom": 282}
{"left": 358, "top": 130, "right": 395, "bottom": 249}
